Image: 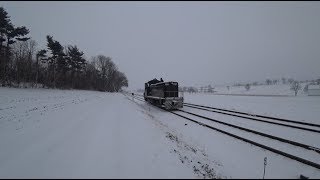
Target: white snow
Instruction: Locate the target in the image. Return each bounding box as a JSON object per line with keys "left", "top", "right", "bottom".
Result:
{"left": 1, "top": 87, "right": 320, "bottom": 178}
{"left": 0, "top": 87, "right": 195, "bottom": 178}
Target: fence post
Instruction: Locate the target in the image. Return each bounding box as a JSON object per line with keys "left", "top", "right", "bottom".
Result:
{"left": 263, "top": 157, "right": 267, "bottom": 179}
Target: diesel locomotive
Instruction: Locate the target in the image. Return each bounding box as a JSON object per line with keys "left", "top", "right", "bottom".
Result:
{"left": 144, "top": 78, "right": 183, "bottom": 110}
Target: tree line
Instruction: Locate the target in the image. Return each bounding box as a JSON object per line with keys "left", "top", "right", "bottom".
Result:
{"left": 0, "top": 7, "right": 128, "bottom": 92}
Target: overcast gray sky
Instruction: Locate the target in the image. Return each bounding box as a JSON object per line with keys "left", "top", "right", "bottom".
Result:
{"left": 1, "top": 1, "right": 320, "bottom": 90}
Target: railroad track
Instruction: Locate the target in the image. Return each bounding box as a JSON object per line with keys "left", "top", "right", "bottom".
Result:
{"left": 184, "top": 102, "right": 320, "bottom": 129}
{"left": 123, "top": 92, "right": 320, "bottom": 170}
{"left": 135, "top": 93, "right": 320, "bottom": 133}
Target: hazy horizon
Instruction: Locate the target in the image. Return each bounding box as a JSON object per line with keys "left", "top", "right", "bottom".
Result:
{"left": 2, "top": 1, "right": 320, "bottom": 90}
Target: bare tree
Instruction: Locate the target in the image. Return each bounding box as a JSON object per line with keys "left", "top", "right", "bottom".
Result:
{"left": 272, "top": 79, "right": 278, "bottom": 85}
{"left": 281, "top": 77, "right": 287, "bottom": 84}
{"left": 290, "top": 81, "right": 301, "bottom": 96}
{"left": 245, "top": 84, "right": 250, "bottom": 91}
{"left": 95, "top": 55, "right": 113, "bottom": 91}
{"left": 207, "top": 85, "right": 214, "bottom": 93}
{"left": 288, "top": 78, "right": 295, "bottom": 84}
{"left": 111, "top": 71, "right": 128, "bottom": 92}
{"left": 12, "top": 39, "right": 36, "bottom": 87}
{"left": 266, "top": 79, "right": 272, "bottom": 85}
{"left": 303, "top": 84, "right": 308, "bottom": 93}
{"left": 182, "top": 87, "right": 188, "bottom": 92}
{"left": 25, "top": 40, "right": 36, "bottom": 86}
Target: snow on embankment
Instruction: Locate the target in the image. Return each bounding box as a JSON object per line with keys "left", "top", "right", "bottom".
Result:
{"left": 0, "top": 87, "right": 194, "bottom": 178}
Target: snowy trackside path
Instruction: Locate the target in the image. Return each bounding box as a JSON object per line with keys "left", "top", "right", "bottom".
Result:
{"left": 0, "top": 88, "right": 196, "bottom": 178}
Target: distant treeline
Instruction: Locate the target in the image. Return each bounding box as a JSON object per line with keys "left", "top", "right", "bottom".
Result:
{"left": 233, "top": 77, "right": 320, "bottom": 87}
{"left": 0, "top": 7, "right": 128, "bottom": 91}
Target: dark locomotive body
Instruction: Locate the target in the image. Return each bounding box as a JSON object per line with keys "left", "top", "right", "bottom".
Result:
{"left": 144, "top": 78, "right": 183, "bottom": 110}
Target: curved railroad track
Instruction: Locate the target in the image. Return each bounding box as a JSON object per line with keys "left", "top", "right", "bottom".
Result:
{"left": 123, "top": 92, "right": 320, "bottom": 170}
{"left": 184, "top": 102, "right": 320, "bottom": 128}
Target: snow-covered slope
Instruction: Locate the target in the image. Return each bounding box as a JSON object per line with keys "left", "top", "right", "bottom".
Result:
{"left": 0, "top": 87, "right": 196, "bottom": 178}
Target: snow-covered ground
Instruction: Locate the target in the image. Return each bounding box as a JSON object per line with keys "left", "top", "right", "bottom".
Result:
{"left": 0, "top": 87, "right": 196, "bottom": 178}
{"left": 1, "top": 87, "right": 320, "bottom": 178}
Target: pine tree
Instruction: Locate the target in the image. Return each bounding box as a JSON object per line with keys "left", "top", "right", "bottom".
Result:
{"left": 67, "top": 45, "right": 86, "bottom": 88}
{"left": 46, "top": 35, "right": 66, "bottom": 88}
{"left": 36, "top": 49, "right": 47, "bottom": 86}
{"left": 0, "top": 7, "right": 29, "bottom": 85}
{"left": 0, "top": 7, "right": 10, "bottom": 56}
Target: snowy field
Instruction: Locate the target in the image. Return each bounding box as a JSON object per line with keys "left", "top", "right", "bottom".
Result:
{"left": 1, "top": 87, "right": 320, "bottom": 178}
{"left": 204, "top": 84, "right": 308, "bottom": 96}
